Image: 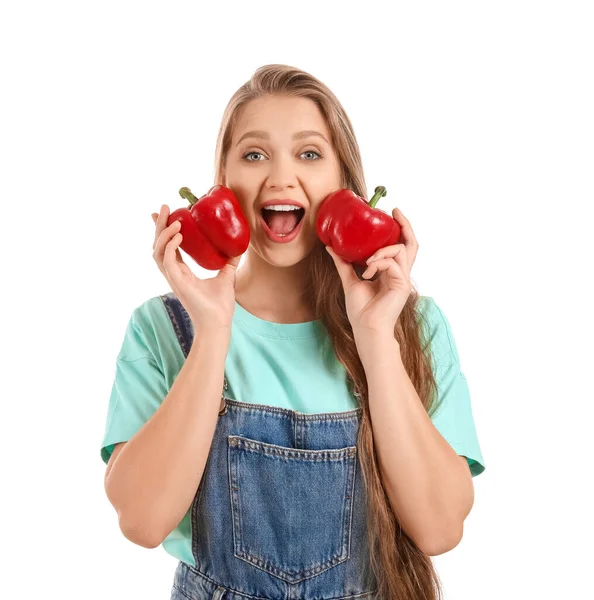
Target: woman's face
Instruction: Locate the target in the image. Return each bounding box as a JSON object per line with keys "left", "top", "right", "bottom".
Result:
{"left": 223, "top": 94, "right": 343, "bottom": 266}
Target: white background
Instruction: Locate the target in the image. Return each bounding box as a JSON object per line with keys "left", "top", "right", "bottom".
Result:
{"left": 2, "top": 1, "right": 592, "bottom": 598}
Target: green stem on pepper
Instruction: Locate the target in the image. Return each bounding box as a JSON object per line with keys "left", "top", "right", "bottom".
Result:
{"left": 179, "top": 186, "right": 200, "bottom": 207}
{"left": 367, "top": 185, "right": 387, "bottom": 209}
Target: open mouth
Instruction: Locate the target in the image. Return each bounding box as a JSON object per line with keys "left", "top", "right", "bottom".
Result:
{"left": 260, "top": 207, "right": 305, "bottom": 236}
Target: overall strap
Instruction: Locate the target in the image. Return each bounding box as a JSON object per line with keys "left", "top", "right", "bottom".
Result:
{"left": 159, "top": 292, "right": 194, "bottom": 358}
{"left": 159, "top": 292, "right": 229, "bottom": 409}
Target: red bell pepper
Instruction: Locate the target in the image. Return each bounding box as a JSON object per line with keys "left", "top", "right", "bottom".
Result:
{"left": 316, "top": 185, "right": 401, "bottom": 267}
{"left": 166, "top": 185, "right": 250, "bottom": 271}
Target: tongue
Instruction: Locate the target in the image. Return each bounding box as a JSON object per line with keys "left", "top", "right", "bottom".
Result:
{"left": 267, "top": 211, "right": 300, "bottom": 234}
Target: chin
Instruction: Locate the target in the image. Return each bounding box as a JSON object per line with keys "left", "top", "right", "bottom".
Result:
{"left": 266, "top": 242, "right": 318, "bottom": 266}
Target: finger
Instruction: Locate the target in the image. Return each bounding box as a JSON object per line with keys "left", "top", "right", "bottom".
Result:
{"left": 366, "top": 244, "right": 406, "bottom": 264}
{"left": 361, "top": 257, "right": 403, "bottom": 280}
{"left": 163, "top": 231, "right": 183, "bottom": 276}
{"left": 326, "top": 246, "right": 360, "bottom": 289}
{"left": 153, "top": 205, "right": 170, "bottom": 250}
{"left": 370, "top": 247, "right": 410, "bottom": 276}
{"left": 392, "top": 207, "right": 418, "bottom": 248}
{"left": 392, "top": 207, "right": 412, "bottom": 229}
{"left": 154, "top": 220, "right": 181, "bottom": 259}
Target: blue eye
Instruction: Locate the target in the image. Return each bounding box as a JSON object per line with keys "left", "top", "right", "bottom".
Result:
{"left": 301, "top": 150, "right": 322, "bottom": 160}
{"left": 242, "top": 151, "right": 265, "bottom": 161}
{"left": 242, "top": 150, "right": 322, "bottom": 162}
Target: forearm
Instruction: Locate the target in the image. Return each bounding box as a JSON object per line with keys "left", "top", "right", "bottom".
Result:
{"left": 105, "top": 328, "right": 231, "bottom": 547}
{"left": 355, "top": 333, "right": 474, "bottom": 555}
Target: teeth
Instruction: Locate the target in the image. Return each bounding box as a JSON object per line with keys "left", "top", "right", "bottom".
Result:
{"left": 263, "top": 205, "right": 302, "bottom": 212}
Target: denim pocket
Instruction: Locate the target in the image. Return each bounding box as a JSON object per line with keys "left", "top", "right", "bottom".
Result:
{"left": 228, "top": 434, "right": 358, "bottom": 584}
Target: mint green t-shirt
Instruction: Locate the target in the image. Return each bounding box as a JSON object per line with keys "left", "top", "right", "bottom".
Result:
{"left": 100, "top": 294, "right": 485, "bottom": 566}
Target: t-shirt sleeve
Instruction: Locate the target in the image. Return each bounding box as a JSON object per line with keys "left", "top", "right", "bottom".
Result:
{"left": 420, "top": 297, "right": 486, "bottom": 478}
{"left": 100, "top": 303, "right": 169, "bottom": 465}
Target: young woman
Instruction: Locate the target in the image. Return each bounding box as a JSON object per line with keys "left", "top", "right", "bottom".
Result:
{"left": 101, "top": 64, "right": 486, "bottom": 600}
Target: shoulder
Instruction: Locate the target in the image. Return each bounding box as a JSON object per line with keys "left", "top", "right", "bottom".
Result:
{"left": 117, "top": 294, "right": 174, "bottom": 362}
{"left": 414, "top": 295, "right": 460, "bottom": 367}
{"left": 131, "top": 294, "right": 172, "bottom": 328}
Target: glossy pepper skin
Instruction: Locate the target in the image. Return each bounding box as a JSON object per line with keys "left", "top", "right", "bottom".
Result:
{"left": 316, "top": 185, "right": 401, "bottom": 267}
{"left": 166, "top": 185, "right": 250, "bottom": 271}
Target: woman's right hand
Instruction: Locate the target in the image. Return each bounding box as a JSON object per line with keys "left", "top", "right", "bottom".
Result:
{"left": 152, "top": 204, "right": 241, "bottom": 333}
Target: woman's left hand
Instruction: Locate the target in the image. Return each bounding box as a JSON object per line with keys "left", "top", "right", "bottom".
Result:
{"left": 326, "top": 207, "right": 418, "bottom": 338}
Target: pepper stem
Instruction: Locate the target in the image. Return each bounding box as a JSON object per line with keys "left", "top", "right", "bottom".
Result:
{"left": 367, "top": 186, "right": 387, "bottom": 209}
{"left": 179, "top": 186, "right": 200, "bottom": 207}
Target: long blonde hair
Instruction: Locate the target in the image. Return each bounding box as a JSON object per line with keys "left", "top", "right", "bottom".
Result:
{"left": 212, "top": 64, "right": 442, "bottom": 600}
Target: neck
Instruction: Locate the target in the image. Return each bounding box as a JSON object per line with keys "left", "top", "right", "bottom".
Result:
{"left": 234, "top": 252, "right": 317, "bottom": 324}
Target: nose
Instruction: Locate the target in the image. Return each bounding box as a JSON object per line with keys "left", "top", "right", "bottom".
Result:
{"left": 265, "top": 154, "right": 298, "bottom": 190}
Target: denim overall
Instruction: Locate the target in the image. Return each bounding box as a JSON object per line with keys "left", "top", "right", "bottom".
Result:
{"left": 161, "top": 293, "right": 379, "bottom": 600}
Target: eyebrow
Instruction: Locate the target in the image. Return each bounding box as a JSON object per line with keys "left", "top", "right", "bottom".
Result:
{"left": 235, "top": 130, "right": 330, "bottom": 147}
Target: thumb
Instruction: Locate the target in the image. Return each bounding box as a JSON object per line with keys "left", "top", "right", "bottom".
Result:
{"left": 326, "top": 246, "right": 359, "bottom": 289}
{"left": 217, "top": 254, "right": 241, "bottom": 279}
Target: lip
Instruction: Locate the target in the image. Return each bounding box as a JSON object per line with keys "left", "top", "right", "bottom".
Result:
{"left": 259, "top": 209, "right": 306, "bottom": 243}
